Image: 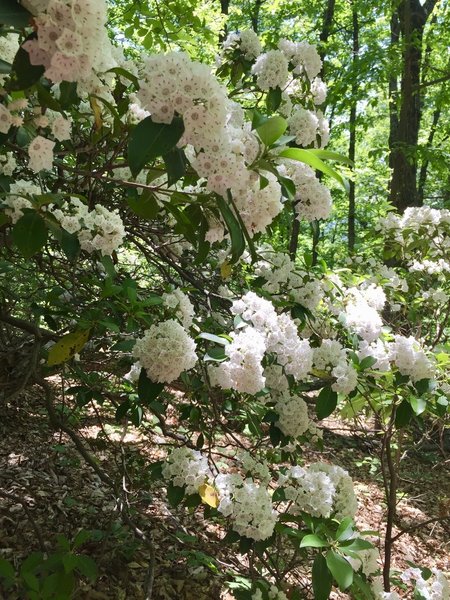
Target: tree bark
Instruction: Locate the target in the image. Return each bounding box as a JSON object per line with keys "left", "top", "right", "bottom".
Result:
{"left": 348, "top": 1, "right": 359, "bottom": 253}
{"left": 388, "top": 0, "right": 439, "bottom": 213}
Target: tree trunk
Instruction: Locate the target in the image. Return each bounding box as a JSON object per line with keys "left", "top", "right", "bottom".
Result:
{"left": 348, "top": 1, "right": 359, "bottom": 254}
{"left": 388, "top": 0, "right": 439, "bottom": 213}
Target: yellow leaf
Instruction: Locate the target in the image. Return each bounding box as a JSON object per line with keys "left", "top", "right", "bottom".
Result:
{"left": 220, "top": 261, "right": 232, "bottom": 280}
{"left": 47, "top": 329, "right": 90, "bottom": 366}
{"left": 89, "top": 97, "right": 103, "bottom": 131}
{"left": 198, "top": 483, "right": 219, "bottom": 508}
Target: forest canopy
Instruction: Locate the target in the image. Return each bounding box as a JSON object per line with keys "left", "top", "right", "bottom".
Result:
{"left": 0, "top": 0, "right": 449, "bottom": 599}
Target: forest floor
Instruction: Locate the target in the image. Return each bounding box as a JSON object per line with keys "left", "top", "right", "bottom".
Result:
{"left": 0, "top": 385, "right": 449, "bottom": 599}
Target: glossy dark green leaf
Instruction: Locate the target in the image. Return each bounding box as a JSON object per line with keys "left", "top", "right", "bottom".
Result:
{"left": 12, "top": 212, "right": 48, "bottom": 258}
{"left": 127, "top": 189, "right": 160, "bottom": 219}
{"left": 316, "top": 387, "right": 338, "bottom": 420}
{"left": 312, "top": 554, "right": 332, "bottom": 600}
{"left": 164, "top": 147, "right": 187, "bottom": 185}
{"left": 0, "top": 59, "right": 12, "bottom": 75}
{"left": 215, "top": 195, "right": 245, "bottom": 263}
{"left": 0, "top": 0, "right": 32, "bottom": 27}
{"left": 266, "top": 86, "right": 282, "bottom": 112}
{"left": 395, "top": 399, "right": 414, "bottom": 428}
{"left": 326, "top": 550, "right": 353, "bottom": 590}
{"left": 138, "top": 368, "right": 164, "bottom": 405}
{"left": 9, "top": 43, "right": 44, "bottom": 91}
{"left": 167, "top": 482, "right": 185, "bottom": 507}
{"left": 128, "top": 116, "right": 185, "bottom": 177}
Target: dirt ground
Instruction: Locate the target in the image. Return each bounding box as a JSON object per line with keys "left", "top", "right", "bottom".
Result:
{"left": 0, "top": 387, "right": 448, "bottom": 599}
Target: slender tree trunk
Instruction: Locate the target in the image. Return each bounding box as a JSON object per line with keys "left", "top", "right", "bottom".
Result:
{"left": 251, "top": 0, "right": 264, "bottom": 33}
{"left": 310, "top": 0, "right": 336, "bottom": 265}
{"left": 418, "top": 106, "right": 441, "bottom": 203}
{"left": 219, "top": 0, "right": 230, "bottom": 43}
{"left": 388, "top": 0, "right": 439, "bottom": 213}
{"left": 348, "top": 1, "right": 359, "bottom": 254}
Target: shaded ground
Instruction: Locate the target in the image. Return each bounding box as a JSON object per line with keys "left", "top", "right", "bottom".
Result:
{"left": 0, "top": 387, "right": 448, "bottom": 599}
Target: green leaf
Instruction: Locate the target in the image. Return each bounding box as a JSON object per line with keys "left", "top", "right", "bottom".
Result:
{"left": 0, "top": 0, "right": 31, "bottom": 27}
{"left": 12, "top": 212, "right": 48, "bottom": 258}
{"left": 60, "top": 229, "right": 80, "bottom": 262}
{"left": 74, "top": 555, "right": 97, "bottom": 581}
{"left": 59, "top": 81, "right": 78, "bottom": 109}
{"left": 256, "top": 115, "right": 287, "bottom": 146}
{"left": 312, "top": 554, "right": 332, "bottom": 600}
{"left": 326, "top": 550, "right": 353, "bottom": 591}
{"left": 300, "top": 534, "right": 329, "bottom": 548}
{"left": 269, "top": 423, "right": 282, "bottom": 446}
{"left": 115, "top": 399, "right": 131, "bottom": 420}
{"left": 410, "top": 396, "right": 426, "bottom": 416}
{"left": 167, "top": 482, "right": 185, "bottom": 507}
{"left": 0, "top": 557, "right": 15, "bottom": 582}
{"left": 163, "top": 148, "right": 187, "bottom": 186}
{"left": 197, "top": 332, "right": 231, "bottom": 345}
{"left": 335, "top": 518, "right": 354, "bottom": 542}
{"left": 0, "top": 59, "right": 12, "bottom": 75}
{"left": 266, "top": 86, "right": 282, "bottom": 112}
{"left": 127, "top": 189, "right": 160, "bottom": 219}
{"left": 395, "top": 400, "right": 413, "bottom": 428}
{"left": 359, "top": 356, "right": 377, "bottom": 371}
{"left": 215, "top": 195, "right": 245, "bottom": 263}
{"left": 306, "top": 149, "right": 354, "bottom": 167}
{"left": 72, "top": 529, "right": 91, "bottom": 550}
{"left": 138, "top": 369, "right": 164, "bottom": 405}
{"left": 9, "top": 42, "right": 44, "bottom": 91}
{"left": 340, "top": 538, "right": 373, "bottom": 553}
{"left": 128, "top": 116, "right": 185, "bottom": 178}
{"left": 316, "top": 387, "right": 338, "bottom": 420}
{"left": 279, "top": 148, "right": 349, "bottom": 191}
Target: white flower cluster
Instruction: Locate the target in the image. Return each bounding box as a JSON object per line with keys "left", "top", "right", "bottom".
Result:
{"left": 0, "top": 100, "right": 26, "bottom": 134}
{"left": 357, "top": 339, "right": 391, "bottom": 372}
{"left": 255, "top": 247, "right": 323, "bottom": 311}
{"left": 222, "top": 30, "right": 262, "bottom": 60}
{"left": 279, "top": 462, "right": 357, "bottom": 519}
{"left": 240, "top": 451, "right": 271, "bottom": 484}
{"left": 209, "top": 292, "right": 314, "bottom": 394}
{"left": 162, "top": 288, "right": 195, "bottom": 328}
{"left": 342, "top": 285, "right": 386, "bottom": 343}
{"left": 138, "top": 51, "right": 227, "bottom": 137}
{"left": 3, "top": 180, "right": 41, "bottom": 223}
{"left": 274, "top": 393, "right": 310, "bottom": 438}
{"left": 379, "top": 206, "right": 450, "bottom": 270}
{"left": 162, "top": 447, "right": 211, "bottom": 495}
{"left": 401, "top": 567, "right": 450, "bottom": 600}
{"left": 288, "top": 107, "right": 329, "bottom": 148}
{"left": 49, "top": 198, "right": 125, "bottom": 255}
{"left": 346, "top": 547, "right": 380, "bottom": 576}
{"left": 277, "top": 39, "right": 322, "bottom": 80}
{"left": 215, "top": 473, "right": 277, "bottom": 540}
{"left": 252, "top": 586, "right": 288, "bottom": 600}
{"left": 28, "top": 135, "right": 55, "bottom": 172}
{"left": 133, "top": 319, "right": 197, "bottom": 384}
{"left": 389, "top": 335, "right": 434, "bottom": 382}
{"left": 280, "top": 160, "right": 332, "bottom": 221}
{"left": 0, "top": 152, "right": 17, "bottom": 177}
{"left": 251, "top": 50, "right": 290, "bottom": 90}
{"left": 23, "top": 0, "right": 116, "bottom": 85}
{"left": 209, "top": 327, "right": 266, "bottom": 394}
{"left": 313, "top": 339, "right": 358, "bottom": 395}
{"left": 233, "top": 172, "right": 283, "bottom": 237}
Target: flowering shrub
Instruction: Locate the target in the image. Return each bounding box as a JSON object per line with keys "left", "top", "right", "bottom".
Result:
{"left": 0, "top": 1, "right": 449, "bottom": 599}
